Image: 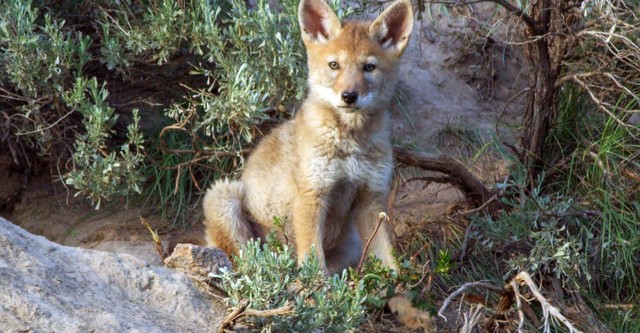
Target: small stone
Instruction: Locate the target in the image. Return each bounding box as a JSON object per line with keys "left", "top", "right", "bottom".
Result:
{"left": 164, "top": 243, "right": 232, "bottom": 277}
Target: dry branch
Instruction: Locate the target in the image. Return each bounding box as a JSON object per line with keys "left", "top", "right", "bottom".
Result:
{"left": 356, "top": 212, "right": 388, "bottom": 274}
{"left": 393, "top": 146, "right": 499, "bottom": 213}
{"left": 437, "top": 281, "right": 504, "bottom": 321}
{"left": 460, "top": 304, "right": 485, "bottom": 333}
{"left": 140, "top": 216, "right": 168, "bottom": 261}
{"left": 440, "top": 272, "right": 601, "bottom": 332}
{"left": 506, "top": 272, "right": 584, "bottom": 333}
{"left": 510, "top": 279, "right": 525, "bottom": 332}
{"left": 218, "top": 300, "right": 294, "bottom": 333}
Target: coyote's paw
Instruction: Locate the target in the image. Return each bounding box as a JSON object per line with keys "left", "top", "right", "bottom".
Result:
{"left": 389, "top": 294, "right": 436, "bottom": 332}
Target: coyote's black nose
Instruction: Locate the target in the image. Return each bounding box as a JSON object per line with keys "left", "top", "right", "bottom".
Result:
{"left": 341, "top": 91, "right": 358, "bottom": 105}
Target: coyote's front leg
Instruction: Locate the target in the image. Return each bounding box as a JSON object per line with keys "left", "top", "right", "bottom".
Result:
{"left": 353, "top": 189, "right": 435, "bottom": 331}
{"left": 291, "top": 188, "right": 328, "bottom": 272}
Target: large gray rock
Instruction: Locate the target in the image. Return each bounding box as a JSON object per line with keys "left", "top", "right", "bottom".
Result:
{"left": 0, "top": 217, "right": 226, "bottom": 333}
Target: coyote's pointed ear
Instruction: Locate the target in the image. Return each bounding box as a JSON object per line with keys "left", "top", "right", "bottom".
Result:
{"left": 369, "top": 0, "right": 414, "bottom": 56}
{"left": 298, "top": 0, "right": 342, "bottom": 45}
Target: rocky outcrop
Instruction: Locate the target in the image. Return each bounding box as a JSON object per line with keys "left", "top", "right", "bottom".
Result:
{"left": 0, "top": 217, "right": 226, "bottom": 333}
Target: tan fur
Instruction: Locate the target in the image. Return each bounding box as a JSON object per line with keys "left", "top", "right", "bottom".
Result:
{"left": 203, "top": 0, "right": 433, "bottom": 330}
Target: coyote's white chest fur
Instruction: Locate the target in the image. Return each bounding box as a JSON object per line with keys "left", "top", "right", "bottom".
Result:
{"left": 307, "top": 120, "right": 392, "bottom": 193}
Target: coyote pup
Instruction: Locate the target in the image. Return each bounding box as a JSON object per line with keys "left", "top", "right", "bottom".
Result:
{"left": 203, "top": 0, "right": 433, "bottom": 329}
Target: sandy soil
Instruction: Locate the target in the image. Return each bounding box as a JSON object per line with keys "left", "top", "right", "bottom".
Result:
{"left": 1, "top": 171, "right": 167, "bottom": 265}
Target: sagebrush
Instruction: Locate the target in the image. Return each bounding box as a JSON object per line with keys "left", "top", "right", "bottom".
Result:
{"left": 0, "top": 0, "right": 347, "bottom": 219}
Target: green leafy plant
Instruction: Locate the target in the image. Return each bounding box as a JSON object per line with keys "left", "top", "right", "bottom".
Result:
{"left": 215, "top": 233, "right": 431, "bottom": 332}
{"left": 434, "top": 249, "right": 454, "bottom": 276}
{"left": 216, "top": 240, "right": 367, "bottom": 332}
{"left": 64, "top": 77, "right": 145, "bottom": 209}
{"left": 550, "top": 87, "right": 640, "bottom": 299}
{"left": 0, "top": 0, "right": 92, "bottom": 161}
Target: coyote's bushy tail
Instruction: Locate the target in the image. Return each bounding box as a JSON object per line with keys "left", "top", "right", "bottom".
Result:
{"left": 202, "top": 179, "right": 254, "bottom": 256}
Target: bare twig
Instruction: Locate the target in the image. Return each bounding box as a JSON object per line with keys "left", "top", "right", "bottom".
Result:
{"left": 218, "top": 300, "right": 249, "bottom": 333}
{"left": 457, "top": 195, "right": 498, "bottom": 216}
{"left": 602, "top": 304, "right": 634, "bottom": 310}
{"left": 140, "top": 216, "right": 168, "bottom": 261}
{"left": 422, "top": 0, "right": 540, "bottom": 32}
{"left": 218, "top": 300, "right": 294, "bottom": 333}
{"left": 244, "top": 304, "right": 294, "bottom": 317}
{"left": 510, "top": 279, "right": 525, "bottom": 333}
{"left": 438, "top": 281, "right": 504, "bottom": 321}
{"left": 406, "top": 261, "right": 431, "bottom": 289}
{"left": 182, "top": 272, "right": 225, "bottom": 301}
{"left": 460, "top": 304, "right": 485, "bottom": 333}
{"left": 15, "top": 109, "right": 77, "bottom": 136}
{"left": 565, "top": 75, "right": 637, "bottom": 134}
{"left": 356, "top": 212, "right": 388, "bottom": 275}
{"left": 489, "top": 0, "right": 540, "bottom": 32}
{"left": 507, "top": 272, "right": 584, "bottom": 333}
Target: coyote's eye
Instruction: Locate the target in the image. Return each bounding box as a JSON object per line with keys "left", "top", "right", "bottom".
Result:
{"left": 363, "top": 63, "right": 376, "bottom": 72}
{"left": 328, "top": 61, "right": 339, "bottom": 70}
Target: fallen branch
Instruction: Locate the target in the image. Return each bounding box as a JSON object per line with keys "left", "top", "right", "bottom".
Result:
{"left": 460, "top": 304, "right": 485, "bottom": 333}
{"left": 393, "top": 146, "right": 500, "bottom": 213}
{"left": 602, "top": 304, "right": 634, "bottom": 310}
{"left": 218, "top": 300, "right": 294, "bottom": 333}
{"left": 458, "top": 195, "right": 498, "bottom": 216}
{"left": 506, "top": 272, "right": 584, "bottom": 333}
{"left": 510, "top": 279, "right": 525, "bottom": 333}
{"left": 441, "top": 273, "right": 593, "bottom": 332}
{"left": 438, "top": 281, "right": 504, "bottom": 321}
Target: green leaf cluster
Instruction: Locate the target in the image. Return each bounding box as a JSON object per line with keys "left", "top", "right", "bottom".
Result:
{"left": 217, "top": 240, "right": 367, "bottom": 332}
{"left": 63, "top": 77, "right": 145, "bottom": 209}
{"left": 215, "top": 229, "right": 432, "bottom": 332}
